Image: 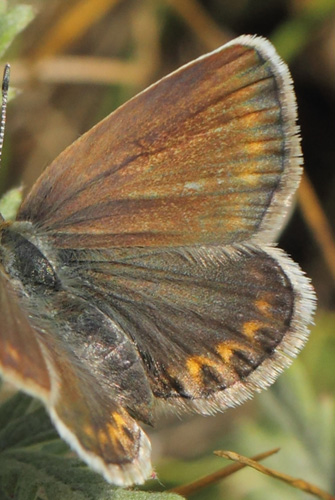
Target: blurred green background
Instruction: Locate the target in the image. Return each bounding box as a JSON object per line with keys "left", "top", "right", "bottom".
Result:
{"left": 0, "top": 0, "right": 335, "bottom": 499}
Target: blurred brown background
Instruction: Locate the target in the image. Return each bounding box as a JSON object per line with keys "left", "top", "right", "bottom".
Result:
{"left": 2, "top": 1, "right": 335, "bottom": 498}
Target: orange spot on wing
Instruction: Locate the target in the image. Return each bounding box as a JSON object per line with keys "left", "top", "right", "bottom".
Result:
{"left": 96, "top": 419, "right": 130, "bottom": 455}
{"left": 241, "top": 112, "right": 261, "bottom": 128}
{"left": 236, "top": 165, "right": 259, "bottom": 186}
{"left": 186, "top": 356, "right": 218, "bottom": 381}
{"left": 245, "top": 141, "right": 264, "bottom": 155}
{"left": 242, "top": 320, "right": 262, "bottom": 339}
{"left": 216, "top": 340, "right": 255, "bottom": 362}
{"left": 97, "top": 428, "right": 110, "bottom": 447}
{"left": 6, "top": 343, "right": 20, "bottom": 363}
{"left": 82, "top": 424, "right": 96, "bottom": 439}
{"left": 112, "top": 411, "right": 126, "bottom": 431}
{"left": 216, "top": 342, "right": 239, "bottom": 363}
{"left": 255, "top": 298, "right": 273, "bottom": 317}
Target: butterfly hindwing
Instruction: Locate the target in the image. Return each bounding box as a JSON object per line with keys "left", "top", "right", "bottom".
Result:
{"left": 40, "top": 332, "right": 152, "bottom": 486}
{"left": 57, "top": 243, "right": 314, "bottom": 414}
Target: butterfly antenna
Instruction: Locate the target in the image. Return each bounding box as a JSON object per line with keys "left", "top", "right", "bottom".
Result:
{"left": 0, "top": 64, "right": 10, "bottom": 168}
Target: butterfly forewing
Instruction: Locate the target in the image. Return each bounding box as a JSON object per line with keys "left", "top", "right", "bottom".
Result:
{"left": 17, "top": 36, "right": 301, "bottom": 249}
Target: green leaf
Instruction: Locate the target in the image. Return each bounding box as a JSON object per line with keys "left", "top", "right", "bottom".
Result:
{"left": 271, "top": 0, "right": 335, "bottom": 61}
{"left": 0, "top": 4, "right": 35, "bottom": 58}
{"left": 0, "top": 392, "right": 33, "bottom": 429}
{"left": 0, "top": 392, "right": 183, "bottom": 500}
{"left": 114, "top": 493, "right": 182, "bottom": 500}
{"left": 0, "top": 449, "right": 182, "bottom": 500}
{"left": 0, "top": 405, "right": 59, "bottom": 452}
{"left": 0, "top": 186, "right": 23, "bottom": 220}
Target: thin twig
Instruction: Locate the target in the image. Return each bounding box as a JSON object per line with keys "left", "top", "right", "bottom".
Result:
{"left": 298, "top": 173, "right": 335, "bottom": 283}
{"left": 169, "top": 448, "right": 280, "bottom": 497}
{"left": 166, "top": 0, "right": 229, "bottom": 50}
{"left": 29, "top": 0, "right": 121, "bottom": 59}
{"left": 11, "top": 56, "right": 149, "bottom": 87}
{"left": 217, "top": 450, "right": 335, "bottom": 500}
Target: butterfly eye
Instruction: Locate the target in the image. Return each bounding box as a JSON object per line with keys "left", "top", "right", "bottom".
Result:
{"left": 1, "top": 228, "right": 61, "bottom": 292}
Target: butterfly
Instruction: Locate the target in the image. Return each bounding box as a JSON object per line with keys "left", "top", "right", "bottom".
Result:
{"left": 0, "top": 35, "right": 315, "bottom": 486}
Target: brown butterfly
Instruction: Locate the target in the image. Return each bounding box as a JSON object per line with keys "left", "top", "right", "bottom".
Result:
{"left": 0, "top": 35, "right": 315, "bottom": 485}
